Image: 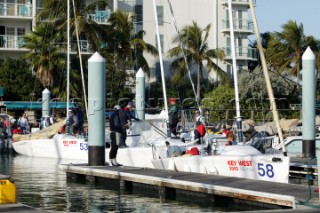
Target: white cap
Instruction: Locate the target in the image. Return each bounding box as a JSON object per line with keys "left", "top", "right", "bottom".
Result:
{"left": 114, "top": 105, "right": 121, "bottom": 110}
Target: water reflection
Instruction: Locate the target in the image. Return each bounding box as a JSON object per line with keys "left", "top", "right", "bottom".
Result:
{"left": 0, "top": 154, "right": 264, "bottom": 212}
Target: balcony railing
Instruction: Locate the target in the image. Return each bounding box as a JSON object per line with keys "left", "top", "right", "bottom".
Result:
{"left": 0, "top": 35, "right": 25, "bottom": 49}
{"left": 55, "top": 40, "right": 93, "bottom": 54}
{"left": 221, "top": 19, "right": 253, "bottom": 32}
{"left": 221, "top": 0, "right": 250, "bottom": 5}
{"left": 87, "top": 9, "right": 111, "bottom": 25}
{"left": 225, "top": 46, "right": 257, "bottom": 60}
{"left": 0, "top": 35, "right": 92, "bottom": 54}
{"left": 0, "top": 3, "right": 32, "bottom": 17}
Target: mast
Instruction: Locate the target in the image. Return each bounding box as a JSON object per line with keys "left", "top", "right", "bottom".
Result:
{"left": 227, "top": 0, "right": 243, "bottom": 142}
{"left": 66, "top": 0, "right": 70, "bottom": 120}
{"left": 248, "top": 0, "right": 287, "bottom": 156}
{"left": 152, "top": 0, "right": 170, "bottom": 137}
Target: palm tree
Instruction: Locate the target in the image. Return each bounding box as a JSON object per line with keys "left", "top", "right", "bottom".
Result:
{"left": 168, "top": 21, "right": 227, "bottom": 99}
{"left": 38, "top": 0, "right": 108, "bottom": 52}
{"left": 265, "top": 20, "right": 320, "bottom": 80}
{"left": 22, "top": 22, "right": 66, "bottom": 88}
{"left": 103, "top": 11, "right": 158, "bottom": 77}
{"left": 100, "top": 11, "right": 158, "bottom": 105}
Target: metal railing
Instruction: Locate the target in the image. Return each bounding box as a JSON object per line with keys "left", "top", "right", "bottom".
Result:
{"left": 0, "top": 35, "right": 25, "bottom": 49}
{"left": 221, "top": 19, "right": 254, "bottom": 31}
{"left": 0, "top": 3, "right": 33, "bottom": 17}
{"left": 225, "top": 46, "right": 257, "bottom": 59}
{"left": 87, "top": 10, "right": 111, "bottom": 25}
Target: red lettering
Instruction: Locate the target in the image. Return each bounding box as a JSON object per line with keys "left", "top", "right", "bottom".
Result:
{"left": 227, "top": 160, "right": 237, "bottom": 166}
{"left": 238, "top": 160, "right": 253, "bottom": 167}
{"left": 229, "top": 167, "right": 238, "bottom": 171}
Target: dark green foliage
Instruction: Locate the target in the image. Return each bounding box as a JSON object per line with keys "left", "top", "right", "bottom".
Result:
{"left": 0, "top": 58, "right": 43, "bottom": 101}
{"left": 201, "top": 84, "right": 235, "bottom": 121}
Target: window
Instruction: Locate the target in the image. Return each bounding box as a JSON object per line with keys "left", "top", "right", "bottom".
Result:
{"left": 157, "top": 6, "right": 164, "bottom": 26}
{"left": 155, "top": 34, "right": 164, "bottom": 54}
{"left": 134, "top": 5, "right": 143, "bottom": 24}
{"left": 7, "top": 27, "right": 14, "bottom": 48}
{"left": 237, "top": 37, "right": 242, "bottom": 56}
{"left": 238, "top": 10, "right": 243, "bottom": 29}
{"left": 227, "top": 64, "right": 232, "bottom": 77}
{"left": 155, "top": 62, "right": 161, "bottom": 80}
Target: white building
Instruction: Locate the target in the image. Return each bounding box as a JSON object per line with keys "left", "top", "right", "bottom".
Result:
{"left": 139, "top": 0, "right": 256, "bottom": 83}
{"left": 0, "top": 0, "right": 256, "bottom": 82}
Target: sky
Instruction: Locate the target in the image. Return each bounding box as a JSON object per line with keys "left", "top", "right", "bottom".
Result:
{"left": 249, "top": 0, "right": 320, "bottom": 40}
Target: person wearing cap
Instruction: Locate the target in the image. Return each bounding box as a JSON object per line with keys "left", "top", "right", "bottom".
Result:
{"left": 119, "top": 101, "right": 139, "bottom": 148}
{"left": 168, "top": 98, "right": 179, "bottom": 137}
{"left": 109, "top": 105, "right": 123, "bottom": 166}
{"left": 123, "top": 102, "right": 140, "bottom": 121}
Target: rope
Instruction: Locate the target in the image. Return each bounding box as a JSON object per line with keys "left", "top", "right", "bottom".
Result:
{"left": 297, "top": 157, "right": 317, "bottom": 205}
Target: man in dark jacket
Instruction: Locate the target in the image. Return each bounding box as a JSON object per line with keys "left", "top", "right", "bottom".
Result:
{"left": 109, "top": 105, "right": 122, "bottom": 166}
{"left": 118, "top": 102, "right": 139, "bottom": 148}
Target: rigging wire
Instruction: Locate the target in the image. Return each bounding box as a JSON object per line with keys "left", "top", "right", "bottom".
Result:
{"left": 166, "top": 0, "right": 200, "bottom": 112}
{"left": 72, "top": 0, "right": 88, "bottom": 120}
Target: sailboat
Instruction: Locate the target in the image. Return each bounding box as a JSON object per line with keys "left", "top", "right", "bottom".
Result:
{"left": 11, "top": 0, "right": 180, "bottom": 167}
{"left": 151, "top": 0, "right": 290, "bottom": 184}
{"left": 12, "top": 1, "right": 290, "bottom": 183}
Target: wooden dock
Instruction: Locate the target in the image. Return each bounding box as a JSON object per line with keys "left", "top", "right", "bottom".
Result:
{"left": 60, "top": 163, "right": 320, "bottom": 211}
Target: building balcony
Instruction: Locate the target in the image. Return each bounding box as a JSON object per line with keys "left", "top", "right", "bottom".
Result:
{"left": 55, "top": 40, "right": 93, "bottom": 54}
{"left": 221, "top": 19, "right": 253, "bottom": 34}
{"left": 0, "top": 35, "right": 28, "bottom": 50}
{"left": 0, "top": 3, "right": 33, "bottom": 18}
{"left": 221, "top": 0, "right": 250, "bottom": 6}
{"left": 87, "top": 9, "right": 111, "bottom": 25}
{"left": 0, "top": 35, "right": 92, "bottom": 54}
{"left": 224, "top": 46, "right": 257, "bottom": 60}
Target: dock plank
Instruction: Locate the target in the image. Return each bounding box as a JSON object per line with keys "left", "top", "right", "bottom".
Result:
{"left": 60, "top": 164, "right": 320, "bottom": 209}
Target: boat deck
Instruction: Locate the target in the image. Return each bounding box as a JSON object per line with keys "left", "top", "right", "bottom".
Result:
{"left": 60, "top": 163, "right": 320, "bottom": 211}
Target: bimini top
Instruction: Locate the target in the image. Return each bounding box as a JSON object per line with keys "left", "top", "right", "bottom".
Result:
{"left": 0, "top": 101, "right": 78, "bottom": 110}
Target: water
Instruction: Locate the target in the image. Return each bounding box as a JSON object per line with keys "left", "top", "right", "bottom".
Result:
{"left": 0, "top": 154, "right": 266, "bottom": 212}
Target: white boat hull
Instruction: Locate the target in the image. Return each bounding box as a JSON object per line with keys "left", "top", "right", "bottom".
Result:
{"left": 12, "top": 134, "right": 168, "bottom": 168}
{"left": 152, "top": 146, "right": 290, "bottom": 183}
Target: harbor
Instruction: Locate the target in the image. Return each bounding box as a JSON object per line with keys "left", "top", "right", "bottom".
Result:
{"left": 1, "top": 154, "right": 320, "bottom": 212}
{"left": 0, "top": 155, "right": 233, "bottom": 212}
{"left": 0, "top": 0, "right": 320, "bottom": 212}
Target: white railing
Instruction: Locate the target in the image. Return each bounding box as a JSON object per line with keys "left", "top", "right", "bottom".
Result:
{"left": 0, "top": 35, "right": 25, "bottom": 49}
{"left": 0, "top": 3, "right": 32, "bottom": 17}
{"left": 87, "top": 10, "right": 111, "bottom": 25}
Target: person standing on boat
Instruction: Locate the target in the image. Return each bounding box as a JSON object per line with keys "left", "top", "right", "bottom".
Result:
{"left": 193, "top": 110, "right": 207, "bottom": 144}
{"left": 76, "top": 106, "right": 84, "bottom": 134}
{"left": 41, "top": 115, "right": 51, "bottom": 129}
{"left": 67, "top": 109, "right": 78, "bottom": 134}
{"left": 168, "top": 98, "right": 179, "bottom": 137}
{"left": 18, "top": 112, "right": 29, "bottom": 134}
{"left": 50, "top": 111, "right": 57, "bottom": 125}
{"left": 109, "top": 105, "right": 123, "bottom": 167}
{"left": 119, "top": 102, "right": 139, "bottom": 148}
{"left": 226, "top": 131, "right": 237, "bottom": 146}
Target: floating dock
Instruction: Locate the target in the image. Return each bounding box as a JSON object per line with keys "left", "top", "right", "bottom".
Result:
{"left": 60, "top": 164, "right": 320, "bottom": 212}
